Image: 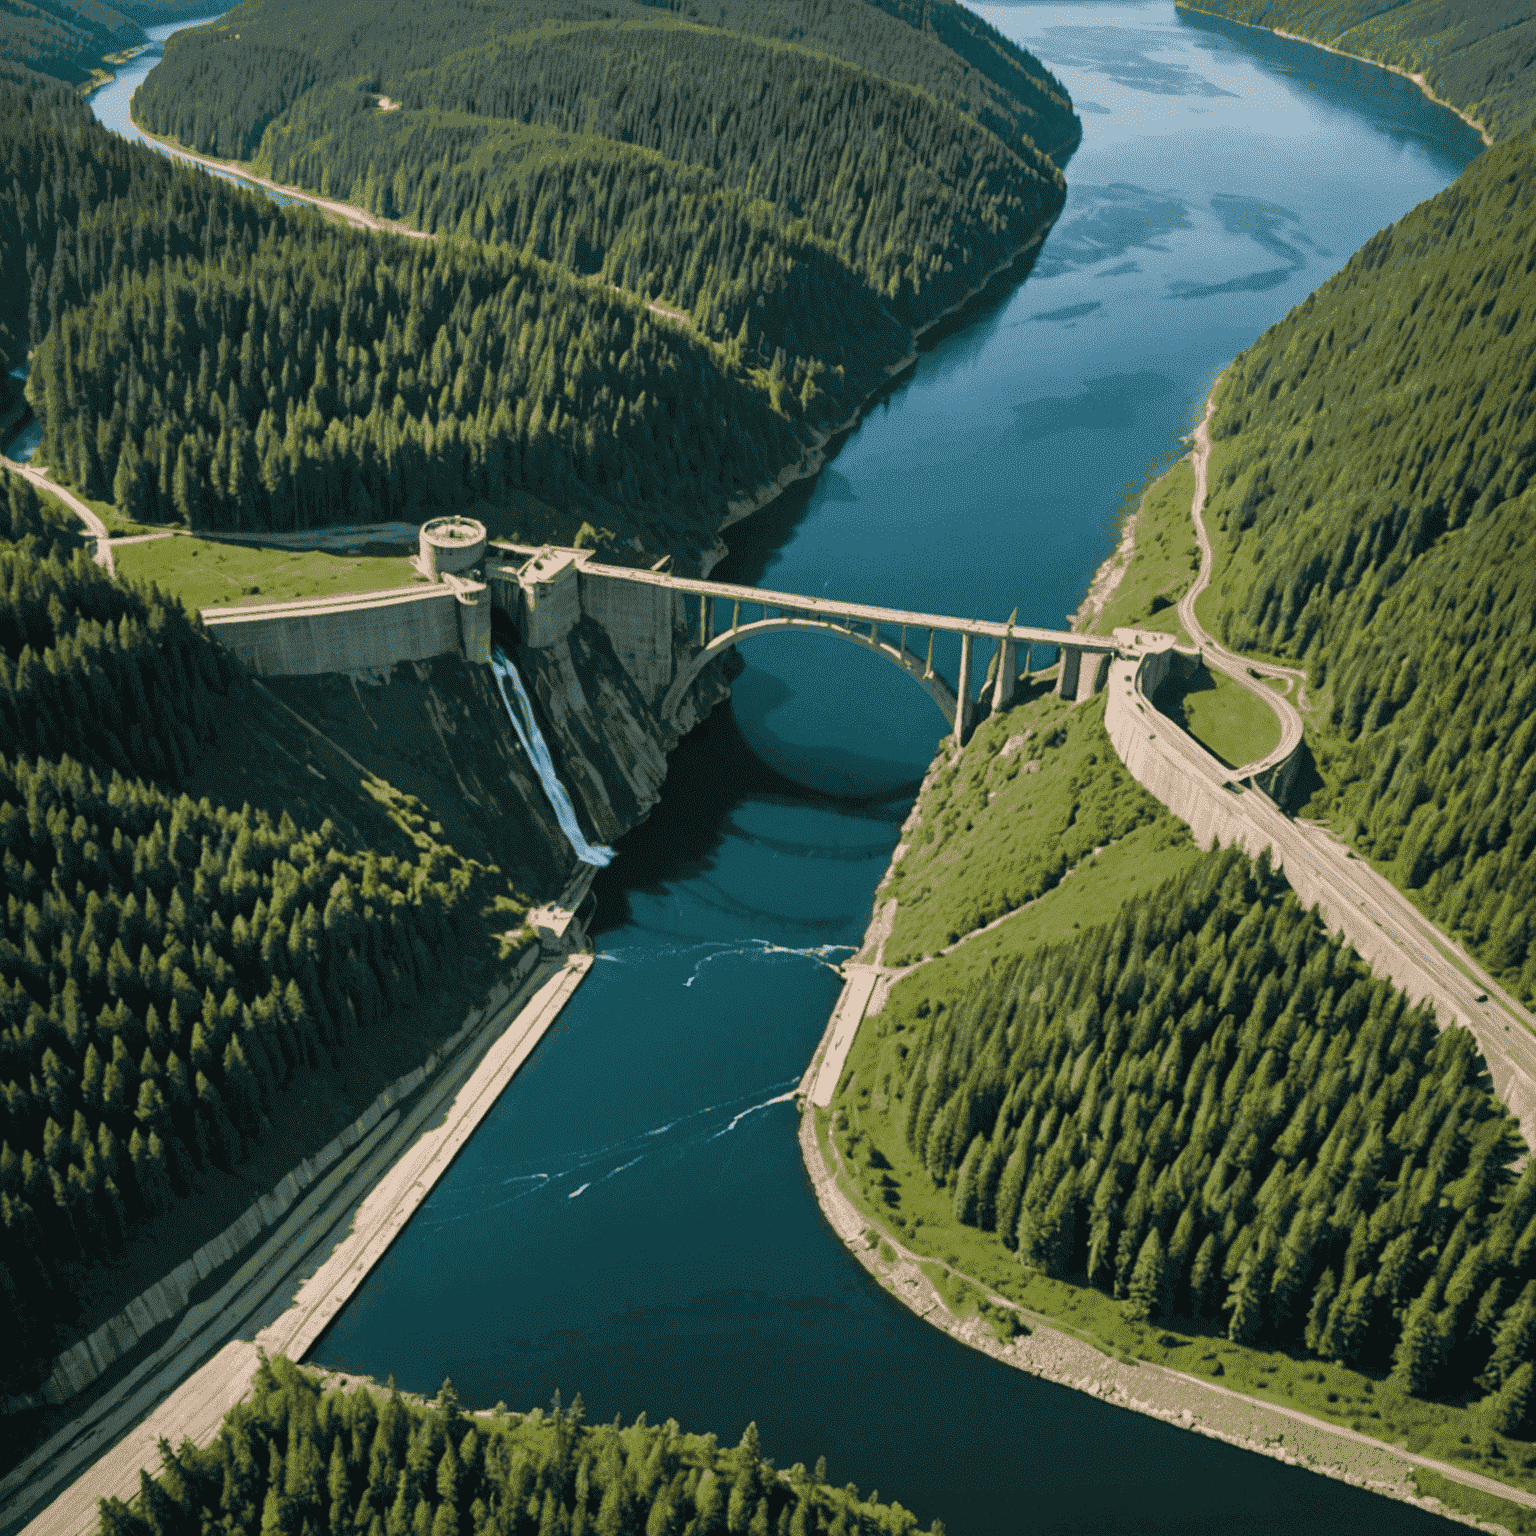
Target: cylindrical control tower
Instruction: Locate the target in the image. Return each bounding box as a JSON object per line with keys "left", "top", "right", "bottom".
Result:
{"left": 418, "top": 516, "right": 488, "bottom": 580}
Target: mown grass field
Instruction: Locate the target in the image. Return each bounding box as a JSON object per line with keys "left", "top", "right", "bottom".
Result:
{"left": 1087, "top": 456, "right": 1198, "bottom": 641}
{"left": 115, "top": 535, "right": 418, "bottom": 610}
{"left": 1152, "top": 652, "right": 1281, "bottom": 769}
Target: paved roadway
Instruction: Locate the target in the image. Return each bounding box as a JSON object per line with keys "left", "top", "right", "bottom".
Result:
{"left": 1129, "top": 399, "right": 1536, "bottom": 1138}
{"left": 1175, "top": 388, "right": 1305, "bottom": 780}
{"left": 489, "top": 540, "right": 1117, "bottom": 652}
{"left": 2, "top": 457, "right": 114, "bottom": 575}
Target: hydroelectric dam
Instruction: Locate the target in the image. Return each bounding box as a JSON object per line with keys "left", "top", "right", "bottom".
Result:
{"left": 200, "top": 518, "right": 1119, "bottom": 745}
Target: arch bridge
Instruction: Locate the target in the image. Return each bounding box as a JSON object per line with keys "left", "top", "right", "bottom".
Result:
{"left": 489, "top": 544, "right": 1116, "bottom": 743}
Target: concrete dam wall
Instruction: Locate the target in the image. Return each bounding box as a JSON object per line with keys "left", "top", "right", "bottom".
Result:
{"left": 203, "top": 581, "right": 490, "bottom": 676}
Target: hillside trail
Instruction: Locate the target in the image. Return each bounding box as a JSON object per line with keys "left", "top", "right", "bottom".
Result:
{"left": 1177, "top": 382, "right": 1305, "bottom": 778}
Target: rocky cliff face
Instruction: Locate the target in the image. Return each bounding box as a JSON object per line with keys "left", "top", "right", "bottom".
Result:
{"left": 515, "top": 614, "right": 734, "bottom": 854}
{"left": 257, "top": 622, "right": 732, "bottom": 902}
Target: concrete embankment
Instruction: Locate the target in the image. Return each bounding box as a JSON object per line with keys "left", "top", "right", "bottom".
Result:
{"left": 5, "top": 951, "right": 592, "bottom": 1536}
{"left": 1, "top": 951, "right": 544, "bottom": 1417}
{"left": 1104, "top": 642, "right": 1536, "bottom": 1144}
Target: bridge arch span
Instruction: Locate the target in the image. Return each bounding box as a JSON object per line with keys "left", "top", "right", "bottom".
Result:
{"left": 660, "top": 616, "right": 958, "bottom": 728}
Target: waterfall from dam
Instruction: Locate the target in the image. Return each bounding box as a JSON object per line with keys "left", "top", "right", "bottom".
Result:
{"left": 490, "top": 647, "right": 615, "bottom": 868}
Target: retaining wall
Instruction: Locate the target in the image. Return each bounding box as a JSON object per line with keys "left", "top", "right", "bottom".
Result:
{"left": 3, "top": 943, "right": 541, "bottom": 1416}
{"left": 1104, "top": 650, "right": 1273, "bottom": 856}
{"left": 202, "top": 585, "right": 463, "bottom": 676}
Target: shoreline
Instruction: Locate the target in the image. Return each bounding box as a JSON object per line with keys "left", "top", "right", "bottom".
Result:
{"left": 124, "top": 104, "right": 1062, "bottom": 586}
{"left": 796, "top": 1094, "right": 1526, "bottom": 1530}
{"left": 1068, "top": 462, "right": 1175, "bottom": 634}
{"left": 711, "top": 218, "right": 1059, "bottom": 555}
{"left": 1176, "top": 4, "right": 1494, "bottom": 147}
{"left": 6, "top": 950, "right": 593, "bottom": 1536}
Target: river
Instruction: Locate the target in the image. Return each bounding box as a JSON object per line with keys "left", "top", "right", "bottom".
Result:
{"left": 89, "top": 5, "right": 1483, "bottom": 1530}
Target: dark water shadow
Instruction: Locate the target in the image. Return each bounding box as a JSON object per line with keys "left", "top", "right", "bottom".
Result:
{"left": 589, "top": 703, "right": 912, "bottom": 934}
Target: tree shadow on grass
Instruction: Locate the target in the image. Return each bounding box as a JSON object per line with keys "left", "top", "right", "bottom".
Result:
{"left": 1151, "top": 653, "right": 1238, "bottom": 771}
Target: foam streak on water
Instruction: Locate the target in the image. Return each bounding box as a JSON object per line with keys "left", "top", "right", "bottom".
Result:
{"left": 490, "top": 645, "right": 615, "bottom": 867}
{"left": 410, "top": 1079, "right": 802, "bottom": 1230}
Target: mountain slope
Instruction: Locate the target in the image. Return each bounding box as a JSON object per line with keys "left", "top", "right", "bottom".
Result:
{"left": 1195, "top": 125, "right": 1536, "bottom": 1007}
{"left": 1179, "top": 0, "right": 1536, "bottom": 141}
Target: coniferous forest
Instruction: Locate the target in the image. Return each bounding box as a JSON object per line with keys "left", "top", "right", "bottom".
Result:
{"left": 0, "top": 72, "right": 811, "bottom": 556}
{"left": 104, "top": 1357, "right": 943, "bottom": 1536}
{"left": 9, "top": 0, "right": 1076, "bottom": 565}
{"left": 873, "top": 847, "right": 1536, "bottom": 1423}
{"left": 1193, "top": 126, "right": 1536, "bottom": 1008}
{"left": 0, "top": 458, "right": 497, "bottom": 1392}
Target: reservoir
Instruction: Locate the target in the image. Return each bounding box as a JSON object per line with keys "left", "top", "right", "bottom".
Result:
{"left": 91, "top": 5, "right": 1483, "bottom": 1530}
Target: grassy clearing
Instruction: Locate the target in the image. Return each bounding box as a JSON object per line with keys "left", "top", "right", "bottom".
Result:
{"left": 1411, "top": 1466, "right": 1536, "bottom": 1532}
{"left": 1152, "top": 651, "right": 1280, "bottom": 769}
{"left": 884, "top": 821, "right": 1203, "bottom": 989}
{"left": 115, "top": 534, "right": 418, "bottom": 610}
{"left": 1087, "top": 457, "right": 1199, "bottom": 641}
{"left": 882, "top": 687, "right": 1184, "bottom": 964}
{"left": 829, "top": 1034, "right": 1536, "bottom": 1505}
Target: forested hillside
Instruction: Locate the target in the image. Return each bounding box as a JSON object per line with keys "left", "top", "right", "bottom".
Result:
{"left": 1, "top": 75, "right": 817, "bottom": 557}
{"left": 0, "top": 461, "right": 517, "bottom": 1394}
{"left": 1193, "top": 126, "right": 1536, "bottom": 1009}
{"left": 101, "top": 1357, "right": 946, "bottom": 1536}
{"left": 844, "top": 845, "right": 1536, "bottom": 1443}
{"left": 125, "top": 0, "right": 1074, "bottom": 553}
{"left": 0, "top": 0, "right": 138, "bottom": 90}
{"left": 0, "top": 0, "right": 214, "bottom": 93}
{"left": 1178, "top": 1, "right": 1536, "bottom": 141}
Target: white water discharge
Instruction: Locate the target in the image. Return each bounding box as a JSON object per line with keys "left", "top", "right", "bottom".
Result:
{"left": 490, "top": 646, "right": 615, "bottom": 867}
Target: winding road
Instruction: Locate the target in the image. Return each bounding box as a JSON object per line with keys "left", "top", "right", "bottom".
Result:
{"left": 1178, "top": 381, "right": 1305, "bottom": 782}
{"left": 2, "top": 457, "right": 114, "bottom": 575}
{"left": 1121, "top": 383, "right": 1536, "bottom": 1142}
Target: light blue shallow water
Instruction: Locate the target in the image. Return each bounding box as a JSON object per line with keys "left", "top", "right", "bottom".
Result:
{"left": 86, "top": 7, "right": 1484, "bottom": 1528}
{"left": 88, "top": 17, "right": 296, "bottom": 203}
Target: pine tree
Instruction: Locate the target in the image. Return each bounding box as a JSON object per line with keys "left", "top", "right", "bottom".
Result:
{"left": 951, "top": 1134, "right": 985, "bottom": 1226}
{"left": 1123, "top": 1228, "right": 1168, "bottom": 1323}
{"left": 1484, "top": 1362, "right": 1533, "bottom": 1437}
{"left": 1391, "top": 1299, "right": 1445, "bottom": 1394}
{"left": 993, "top": 1140, "right": 1027, "bottom": 1251}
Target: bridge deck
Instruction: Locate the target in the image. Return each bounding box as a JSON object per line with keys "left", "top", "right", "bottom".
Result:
{"left": 487, "top": 542, "right": 1113, "bottom": 651}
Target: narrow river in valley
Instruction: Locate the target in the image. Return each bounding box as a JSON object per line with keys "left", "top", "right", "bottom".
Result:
{"left": 91, "top": 6, "right": 1484, "bottom": 1530}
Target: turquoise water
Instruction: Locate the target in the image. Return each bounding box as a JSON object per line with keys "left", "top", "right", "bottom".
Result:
{"left": 89, "top": 5, "right": 1484, "bottom": 1528}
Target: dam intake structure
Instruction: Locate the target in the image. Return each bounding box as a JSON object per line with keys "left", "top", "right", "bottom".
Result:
{"left": 490, "top": 645, "right": 616, "bottom": 868}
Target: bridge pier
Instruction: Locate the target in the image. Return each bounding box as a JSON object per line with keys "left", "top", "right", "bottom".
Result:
{"left": 992, "top": 636, "right": 1016, "bottom": 714}
{"left": 955, "top": 632, "right": 974, "bottom": 744}
{"left": 1056, "top": 645, "right": 1082, "bottom": 699}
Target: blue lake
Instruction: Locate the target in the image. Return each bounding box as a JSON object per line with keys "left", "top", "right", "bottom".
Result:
{"left": 86, "top": 4, "right": 1485, "bottom": 1528}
